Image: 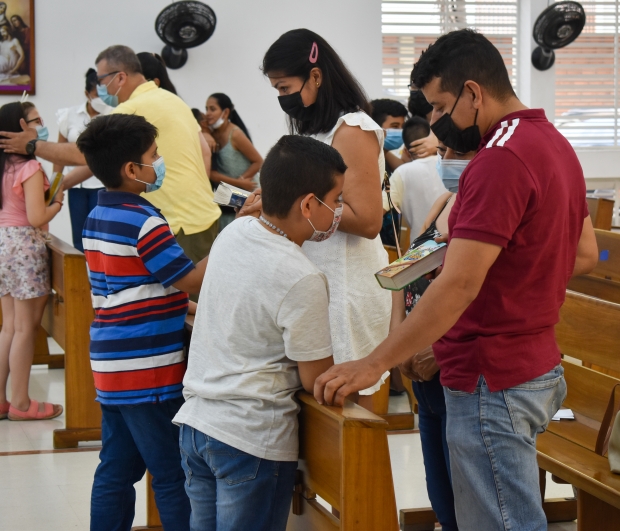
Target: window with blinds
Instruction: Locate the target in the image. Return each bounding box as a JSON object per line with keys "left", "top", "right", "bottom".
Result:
{"left": 381, "top": 0, "right": 518, "bottom": 101}
{"left": 554, "top": 0, "right": 619, "bottom": 147}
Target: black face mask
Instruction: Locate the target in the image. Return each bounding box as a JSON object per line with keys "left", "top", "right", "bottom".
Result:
{"left": 430, "top": 85, "right": 481, "bottom": 153}
{"left": 408, "top": 89, "right": 433, "bottom": 118}
{"left": 278, "top": 78, "right": 316, "bottom": 121}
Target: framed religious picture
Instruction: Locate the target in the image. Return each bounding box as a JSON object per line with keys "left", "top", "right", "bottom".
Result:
{"left": 0, "top": 0, "right": 34, "bottom": 95}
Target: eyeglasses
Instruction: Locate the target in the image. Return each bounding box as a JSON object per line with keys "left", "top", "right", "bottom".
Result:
{"left": 96, "top": 71, "right": 120, "bottom": 83}
{"left": 25, "top": 117, "right": 43, "bottom": 126}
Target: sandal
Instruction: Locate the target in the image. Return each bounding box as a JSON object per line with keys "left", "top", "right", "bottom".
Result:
{"left": 0, "top": 401, "right": 9, "bottom": 420}
{"left": 8, "top": 400, "right": 63, "bottom": 421}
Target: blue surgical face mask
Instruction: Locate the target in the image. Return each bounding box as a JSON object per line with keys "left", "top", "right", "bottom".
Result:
{"left": 36, "top": 125, "right": 49, "bottom": 142}
{"left": 96, "top": 73, "right": 120, "bottom": 108}
{"left": 384, "top": 128, "right": 404, "bottom": 151}
{"left": 136, "top": 156, "right": 166, "bottom": 193}
{"left": 436, "top": 154, "right": 470, "bottom": 192}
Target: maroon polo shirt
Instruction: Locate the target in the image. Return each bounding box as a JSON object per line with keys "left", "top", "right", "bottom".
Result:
{"left": 433, "top": 109, "right": 588, "bottom": 392}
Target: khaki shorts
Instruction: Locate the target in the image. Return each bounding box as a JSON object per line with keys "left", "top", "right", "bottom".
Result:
{"left": 175, "top": 222, "right": 219, "bottom": 302}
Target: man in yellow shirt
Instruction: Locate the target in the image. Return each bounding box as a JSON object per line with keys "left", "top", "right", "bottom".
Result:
{"left": 0, "top": 45, "right": 221, "bottom": 263}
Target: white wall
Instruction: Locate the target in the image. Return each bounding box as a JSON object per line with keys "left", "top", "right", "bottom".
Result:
{"left": 3, "top": 0, "right": 382, "bottom": 244}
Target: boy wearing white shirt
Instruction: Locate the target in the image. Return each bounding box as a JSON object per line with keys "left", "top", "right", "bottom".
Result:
{"left": 174, "top": 135, "right": 342, "bottom": 531}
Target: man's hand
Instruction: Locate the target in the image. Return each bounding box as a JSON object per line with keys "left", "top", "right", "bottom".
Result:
{"left": 237, "top": 189, "right": 262, "bottom": 218}
{"left": 314, "top": 358, "right": 384, "bottom": 407}
{"left": 409, "top": 130, "right": 438, "bottom": 159}
{"left": 0, "top": 118, "right": 37, "bottom": 154}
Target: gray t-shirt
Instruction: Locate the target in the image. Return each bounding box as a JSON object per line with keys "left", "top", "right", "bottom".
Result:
{"left": 173, "top": 217, "right": 333, "bottom": 461}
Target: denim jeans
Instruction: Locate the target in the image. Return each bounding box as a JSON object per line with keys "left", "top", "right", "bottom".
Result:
{"left": 68, "top": 187, "right": 101, "bottom": 252}
{"left": 90, "top": 397, "right": 190, "bottom": 531}
{"left": 444, "top": 365, "right": 567, "bottom": 531}
{"left": 179, "top": 424, "right": 298, "bottom": 531}
{"left": 412, "top": 372, "right": 458, "bottom": 531}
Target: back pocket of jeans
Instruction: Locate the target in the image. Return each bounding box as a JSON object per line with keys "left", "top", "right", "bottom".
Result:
{"left": 209, "top": 443, "right": 262, "bottom": 485}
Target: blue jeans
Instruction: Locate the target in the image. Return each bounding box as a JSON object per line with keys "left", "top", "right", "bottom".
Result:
{"left": 91, "top": 397, "right": 190, "bottom": 531}
{"left": 412, "top": 372, "right": 458, "bottom": 531}
{"left": 179, "top": 424, "right": 298, "bottom": 531}
{"left": 68, "top": 187, "right": 101, "bottom": 252}
{"left": 444, "top": 365, "right": 567, "bottom": 531}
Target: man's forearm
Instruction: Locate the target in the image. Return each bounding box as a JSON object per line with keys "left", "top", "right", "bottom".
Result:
{"left": 367, "top": 273, "right": 477, "bottom": 376}
{"left": 36, "top": 142, "right": 86, "bottom": 167}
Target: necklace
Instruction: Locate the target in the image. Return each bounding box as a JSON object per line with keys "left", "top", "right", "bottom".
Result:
{"left": 259, "top": 215, "right": 288, "bottom": 239}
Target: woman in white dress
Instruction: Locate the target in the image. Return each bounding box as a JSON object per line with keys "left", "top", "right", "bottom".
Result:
{"left": 261, "top": 29, "right": 391, "bottom": 405}
{"left": 0, "top": 25, "right": 24, "bottom": 79}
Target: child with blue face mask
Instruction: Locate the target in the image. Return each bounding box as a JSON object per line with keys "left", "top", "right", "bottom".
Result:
{"left": 435, "top": 141, "right": 476, "bottom": 192}
{"left": 22, "top": 103, "right": 49, "bottom": 141}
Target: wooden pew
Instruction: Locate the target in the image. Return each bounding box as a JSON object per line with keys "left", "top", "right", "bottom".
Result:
{"left": 568, "top": 229, "right": 620, "bottom": 305}
{"left": 137, "top": 316, "right": 400, "bottom": 531}
{"left": 287, "top": 392, "right": 399, "bottom": 531}
{"left": 536, "top": 290, "right": 620, "bottom": 530}
{"left": 42, "top": 235, "right": 100, "bottom": 449}
{"left": 587, "top": 197, "right": 615, "bottom": 230}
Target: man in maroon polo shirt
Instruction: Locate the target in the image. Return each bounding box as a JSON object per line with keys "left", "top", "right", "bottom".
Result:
{"left": 314, "top": 30, "right": 599, "bottom": 530}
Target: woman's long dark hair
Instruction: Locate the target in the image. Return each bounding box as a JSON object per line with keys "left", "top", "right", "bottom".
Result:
{"left": 137, "top": 52, "right": 177, "bottom": 95}
{"left": 262, "top": 29, "right": 371, "bottom": 136}
{"left": 0, "top": 102, "right": 34, "bottom": 209}
{"left": 209, "top": 93, "right": 252, "bottom": 142}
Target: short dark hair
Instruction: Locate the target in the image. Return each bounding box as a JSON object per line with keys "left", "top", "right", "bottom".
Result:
{"left": 95, "top": 45, "right": 142, "bottom": 75}
{"left": 76, "top": 114, "right": 157, "bottom": 189}
{"left": 411, "top": 29, "right": 515, "bottom": 101}
{"left": 85, "top": 68, "right": 98, "bottom": 93}
{"left": 402, "top": 116, "right": 430, "bottom": 148}
{"left": 261, "top": 135, "right": 347, "bottom": 218}
{"left": 370, "top": 99, "right": 408, "bottom": 126}
{"left": 262, "top": 29, "right": 371, "bottom": 136}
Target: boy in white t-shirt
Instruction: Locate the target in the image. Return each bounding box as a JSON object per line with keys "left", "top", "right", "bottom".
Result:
{"left": 174, "top": 135, "right": 343, "bottom": 531}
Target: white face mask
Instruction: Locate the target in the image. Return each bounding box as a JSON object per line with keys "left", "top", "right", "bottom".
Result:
{"left": 210, "top": 115, "right": 225, "bottom": 131}
{"left": 303, "top": 195, "right": 343, "bottom": 243}
{"left": 89, "top": 96, "right": 114, "bottom": 115}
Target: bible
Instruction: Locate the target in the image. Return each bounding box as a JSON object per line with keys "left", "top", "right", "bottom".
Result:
{"left": 375, "top": 239, "right": 447, "bottom": 290}
{"left": 213, "top": 183, "right": 251, "bottom": 208}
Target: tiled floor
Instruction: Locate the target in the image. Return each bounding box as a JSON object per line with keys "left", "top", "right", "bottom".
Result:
{"left": 0, "top": 346, "right": 576, "bottom": 530}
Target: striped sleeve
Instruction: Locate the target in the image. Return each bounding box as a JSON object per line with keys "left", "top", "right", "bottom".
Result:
{"left": 137, "top": 216, "right": 195, "bottom": 288}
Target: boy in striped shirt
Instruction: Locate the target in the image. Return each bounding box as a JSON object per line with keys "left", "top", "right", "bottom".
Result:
{"left": 77, "top": 114, "right": 205, "bottom": 531}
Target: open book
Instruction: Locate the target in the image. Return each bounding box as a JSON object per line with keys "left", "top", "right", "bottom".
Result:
{"left": 213, "top": 183, "right": 251, "bottom": 208}
{"left": 45, "top": 172, "right": 64, "bottom": 206}
{"left": 375, "top": 239, "right": 447, "bottom": 290}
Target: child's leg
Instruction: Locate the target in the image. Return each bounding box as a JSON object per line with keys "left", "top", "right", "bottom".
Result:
{"left": 120, "top": 397, "right": 191, "bottom": 531}
{"left": 91, "top": 404, "right": 147, "bottom": 531}
{"left": 8, "top": 295, "right": 47, "bottom": 411}
{"left": 199, "top": 434, "right": 298, "bottom": 531}
{"left": 0, "top": 295, "right": 15, "bottom": 405}
{"left": 179, "top": 424, "right": 217, "bottom": 531}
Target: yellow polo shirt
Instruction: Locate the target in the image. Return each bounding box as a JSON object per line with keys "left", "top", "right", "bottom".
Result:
{"left": 112, "top": 82, "right": 221, "bottom": 235}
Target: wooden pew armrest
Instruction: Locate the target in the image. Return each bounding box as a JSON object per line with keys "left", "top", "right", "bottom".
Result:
{"left": 537, "top": 431, "right": 620, "bottom": 510}
{"left": 296, "top": 391, "right": 389, "bottom": 430}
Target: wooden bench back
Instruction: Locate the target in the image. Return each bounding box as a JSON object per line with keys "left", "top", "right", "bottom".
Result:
{"left": 552, "top": 290, "right": 620, "bottom": 450}
{"left": 568, "top": 229, "right": 620, "bottom": 304}
{"left": 287, "top": 392, "right": 398, "bottom": 531}
{"left": 587, "top": 198, "right": 615, "bottom": 231}
{"left": 40, "top": 236, "right": 99, "bottom": 432}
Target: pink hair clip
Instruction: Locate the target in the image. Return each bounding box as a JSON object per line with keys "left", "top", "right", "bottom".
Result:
{"left": 309, "top": 42, "right": 319, "bottom": 64}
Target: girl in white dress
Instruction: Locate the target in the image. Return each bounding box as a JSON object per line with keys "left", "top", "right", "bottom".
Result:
{"left": 262, "top": 29, "right": 391, "bottom": 402}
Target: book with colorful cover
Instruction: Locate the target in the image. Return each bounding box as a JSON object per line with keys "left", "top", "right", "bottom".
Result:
{"left": 213, "top": 182, "right": 250, "bottom": 208}
{"left": 375, "top": 239, "right": 447, "bottom": 290}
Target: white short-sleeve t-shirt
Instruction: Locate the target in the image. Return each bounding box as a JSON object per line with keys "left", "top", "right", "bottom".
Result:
{"left": 174, "top": 217, "right": 333, "bottom": 461}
